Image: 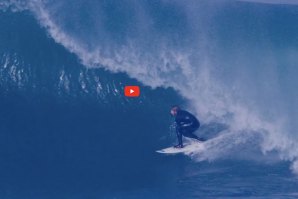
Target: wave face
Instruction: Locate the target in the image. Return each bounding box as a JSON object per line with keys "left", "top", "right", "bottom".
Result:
{"left": 6, "top": 0, "right": 298, "bottom": 170}
{"left": 2, "top": 0, "right": 298, "bottom": 198}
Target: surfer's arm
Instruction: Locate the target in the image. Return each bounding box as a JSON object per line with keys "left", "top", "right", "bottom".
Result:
{"left": 176, "top": 116, "right": 193, "bottom": 127}
{"left": 176, "top": 112, "right": 199, "bottom": 127}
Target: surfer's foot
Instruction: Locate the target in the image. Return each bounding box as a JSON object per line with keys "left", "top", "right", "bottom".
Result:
{"left": 174, "top": 144, "right": 183, "bottom": 148}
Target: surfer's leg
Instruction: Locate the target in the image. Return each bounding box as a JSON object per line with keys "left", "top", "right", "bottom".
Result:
{"left": 183, "top": 126, "right": 205, "bottom": 141}
{"left": 185, "top": 133, "right": 206, "bottom": 141}
{"left": 184, "top": 132, "right": 199, "bottom": 139}
{"left": 175, "top": 128, "right": 183, "bottom": 148}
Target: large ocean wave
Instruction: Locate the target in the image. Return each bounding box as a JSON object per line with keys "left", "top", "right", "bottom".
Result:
{"left": 2, "top": 0, "right": 298, "bottom": 173}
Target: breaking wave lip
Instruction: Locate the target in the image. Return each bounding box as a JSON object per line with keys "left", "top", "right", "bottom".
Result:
{"left": 3, "top": 0, "right": 298, "bottom": 173}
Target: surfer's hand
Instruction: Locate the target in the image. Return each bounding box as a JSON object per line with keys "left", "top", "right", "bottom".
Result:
{"left": 181, "top": 123, "right": 192, "bottom": 127}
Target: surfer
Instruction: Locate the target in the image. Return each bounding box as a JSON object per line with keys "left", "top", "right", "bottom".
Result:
{"left": 170, "top": 105, "right": 204, "bottom": 148}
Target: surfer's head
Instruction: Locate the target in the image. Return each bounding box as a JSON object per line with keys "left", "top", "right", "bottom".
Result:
{"left": 170, "top": 105, "right": 180, "bottom": 116}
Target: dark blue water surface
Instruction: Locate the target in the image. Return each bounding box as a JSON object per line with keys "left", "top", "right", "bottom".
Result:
{"left": 2, "top": 1, "right": 298, "bottom": 199}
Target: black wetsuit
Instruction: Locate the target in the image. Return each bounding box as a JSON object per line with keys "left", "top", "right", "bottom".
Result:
{"left": 175, "top": 110, "right": 201, "bottom": 147}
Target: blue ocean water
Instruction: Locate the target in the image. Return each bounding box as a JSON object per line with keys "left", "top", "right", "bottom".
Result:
{"left": 1, "top": 0, "right": 298, "bottom": 198}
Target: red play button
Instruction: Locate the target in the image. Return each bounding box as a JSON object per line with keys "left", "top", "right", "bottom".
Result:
{"left": 124, "top": 86, "right": 140, "bottom": 97}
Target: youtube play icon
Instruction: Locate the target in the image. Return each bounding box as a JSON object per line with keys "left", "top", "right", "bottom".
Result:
{"left": 124, "top": 86, "right": 140, "bottom": 97}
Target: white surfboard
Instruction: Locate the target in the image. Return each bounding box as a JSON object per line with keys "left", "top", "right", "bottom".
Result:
{"left": 156, "top": 141, "right": 204, "bottom": 155}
